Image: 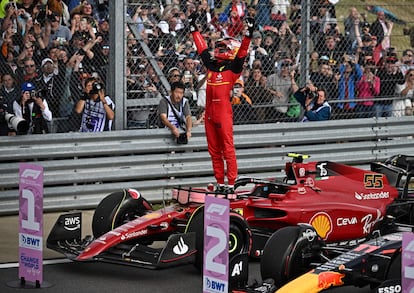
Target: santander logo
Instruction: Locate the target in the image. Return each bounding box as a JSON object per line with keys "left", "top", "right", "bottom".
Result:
{"left": 173, "top": 237, "right": 189, "bottom": 255}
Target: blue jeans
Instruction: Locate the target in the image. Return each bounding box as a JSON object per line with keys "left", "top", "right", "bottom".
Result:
{"left": 375, "top": 104, "right": 393, "bottom": 118}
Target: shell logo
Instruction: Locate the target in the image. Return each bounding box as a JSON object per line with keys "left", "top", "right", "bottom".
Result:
{"left": 309, "top": 212, "right": 333, "bottom": 240}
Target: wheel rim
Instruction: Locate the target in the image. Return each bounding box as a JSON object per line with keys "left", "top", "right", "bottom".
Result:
{"left": 229, "top": 232, "right": 239, "bottom": 254}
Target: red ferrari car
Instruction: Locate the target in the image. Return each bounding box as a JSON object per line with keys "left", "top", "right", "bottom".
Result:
{"left": 233, "top": 154, "right": 414, "bottom": 292}
{"left": 47, "top": 153, "right": 400, "bottom": 272}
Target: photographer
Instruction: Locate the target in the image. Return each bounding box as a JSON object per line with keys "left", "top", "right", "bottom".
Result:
{"left": 293, "top": 82, "right": 331, "bottom": 122}
{"left": 13, "top": 82, "right": 52, "bottom": 134}
{"left": 75, "top": 77, "right": 114, "bottom": 132}
{"left": 157, "top": 81, "right": 192, "bottom": 144}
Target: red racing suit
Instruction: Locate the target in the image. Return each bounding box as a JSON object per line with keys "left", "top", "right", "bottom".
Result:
{"left": 192, "top": 31, "right": 251, "bottom": 185}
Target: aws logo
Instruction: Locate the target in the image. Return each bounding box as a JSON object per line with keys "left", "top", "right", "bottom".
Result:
{"left": 309, "top": 212, "right": 333, "bottom": 240}
{"left": 64, "top": 216, "right": 80, "bottom": 231}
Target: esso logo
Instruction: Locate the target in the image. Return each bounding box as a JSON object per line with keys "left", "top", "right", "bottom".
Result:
{"left": 377, "top": 285, "right": 402, "bottom": 293}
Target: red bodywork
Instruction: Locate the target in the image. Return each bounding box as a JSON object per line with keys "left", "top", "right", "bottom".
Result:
{"left": 76, "top": 159, "right": 398, "bottom": 261}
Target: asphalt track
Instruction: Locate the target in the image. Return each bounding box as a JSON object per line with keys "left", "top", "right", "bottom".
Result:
{"left": 0, "top": 212, "right": 371, "bottom": 293}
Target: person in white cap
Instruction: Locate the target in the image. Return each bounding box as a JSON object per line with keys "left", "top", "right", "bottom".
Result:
{"left": 157, "top": 20, "right": 170, "bottom": 34}
{"left": 34, "top": 57, "right": 65, "bottom": 130}
{"left": 154, "top": 19, "right": 176, "bottom": 57}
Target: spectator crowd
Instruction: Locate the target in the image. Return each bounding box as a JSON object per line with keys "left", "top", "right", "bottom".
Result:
{"left": 1, "top": 0, "right": 414, "bottom": 135}
{"left": 0, "top": 0, "right": 110, "bottom": 135}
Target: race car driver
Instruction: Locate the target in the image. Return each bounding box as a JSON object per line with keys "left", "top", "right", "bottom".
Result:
{"left": 189, "top": 13, "right": 255, "bottom": 193}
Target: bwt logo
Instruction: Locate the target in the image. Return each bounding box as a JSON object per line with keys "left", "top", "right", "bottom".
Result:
{"left": 206, "top": 204, "right": 227, "bottom": 216}
{"left": 20, "top": 233, "right": 42, "bottom": 250}
{"left": 205, "top": 277, "right": 226, "bottom": 292}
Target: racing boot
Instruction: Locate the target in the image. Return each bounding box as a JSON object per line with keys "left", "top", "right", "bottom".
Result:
{"left": 226, "top": 185, "right": 235, "bottom": 194}
{"left": 225, "top": 185, "right": 236, "bottom": 199}
{"left": 215, "top": 184, "right": 226, "bottom": 193}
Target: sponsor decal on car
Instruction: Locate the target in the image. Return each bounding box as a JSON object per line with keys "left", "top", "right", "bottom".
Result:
{"left": 317, "top": 271, "right": 345, "bottom": 290}
{"left": 377, "top": 285, "right": 402, "bottom": 293}
{"left": 142, "top": 211, "right": 163, "bottom": 219}
{"left": 231, "top": 260, "right": 244, "bottom": 277}
{"left": 336, "top": 217, "right": 357, "bottom": 226}
{"left": 354, "top": 191, "right": 390, "bottom": 200}
{"left": 361, "top": 210, "right": 382, "bottom": 234}
{"left": 309, "top": 212, "right": 333, "bottom": 240}
{"left": 121, "top": 229, "right": 148, "bottom": 240}
{"left": 63, "top": 216, "right": 80, "bottom": 231}
{"left": 233, "top": 208, "right": 244, "bottom": 216}
{"left": 172, "top": 236, "right": 189, "bottom": 255}
{"left": 302, "top": 228, "right": 317, "bottom": 242}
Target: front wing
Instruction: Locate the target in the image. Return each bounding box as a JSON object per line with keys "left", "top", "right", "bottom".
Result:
{"left": 46, "top": 212, "right": 197, "bottom": 269}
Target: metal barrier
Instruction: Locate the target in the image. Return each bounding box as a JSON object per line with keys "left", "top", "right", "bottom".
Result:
{"left": 1, "top": 117, "right": 413, "bottom": 215}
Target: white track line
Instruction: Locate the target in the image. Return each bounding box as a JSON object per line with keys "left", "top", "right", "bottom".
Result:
{"left": 0, "top": 258, "right": 72, "bottom": 269}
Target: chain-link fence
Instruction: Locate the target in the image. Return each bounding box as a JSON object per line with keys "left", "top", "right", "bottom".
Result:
{"left": 1, "top": 1, "right": 414, "bottom": 134}
{"left": 124, "top": 0, "right": 414, "bottom": 127}
{"left": 0, "top": 0, "right": 110, "bottom": 134}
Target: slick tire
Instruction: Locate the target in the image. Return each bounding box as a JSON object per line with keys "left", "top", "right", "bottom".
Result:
{"left": 186, "top": 207, "right": 251, "bottom": 271}
{"left": 260, "top": 226, "right": 309, "bottom": 287}
{"left": 386, "top": 252, "right": 401, "bottom": 280}
{"left": 92, "top": 189, "right": 153, "bottom": 238}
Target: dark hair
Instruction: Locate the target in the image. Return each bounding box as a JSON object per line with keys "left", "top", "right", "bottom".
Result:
{"left": 314, "top": 87, "right": 328, "bottom": 104}
{"left": 170, "top": 81, "right": 185, "bottom": 91}
{"left": 403, "top": 49, "right": 414, "bottom": 56}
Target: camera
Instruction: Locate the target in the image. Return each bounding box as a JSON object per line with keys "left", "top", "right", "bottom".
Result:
{"left": 27, "top": 89, "right": 46, "bottom": 103}
{"left": 183, "top": 71, "right": 192, "bottom": 84}
{"left": 304, "top": 87, "right": 318, "bottom": 100}
{"left": 34, "top": 4, "right": 47, "bottom": 25}
{"left": 177, "top": 132, "right": 188, "bottom": 144}
{"left": 90, "top": 82, "right": 104, "bottom": 94}
{"left": 0, "top": 104, "right": 29, "bottom": 134}
{"left": 20, "top": 12, "right": 31, "bottom": 20}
